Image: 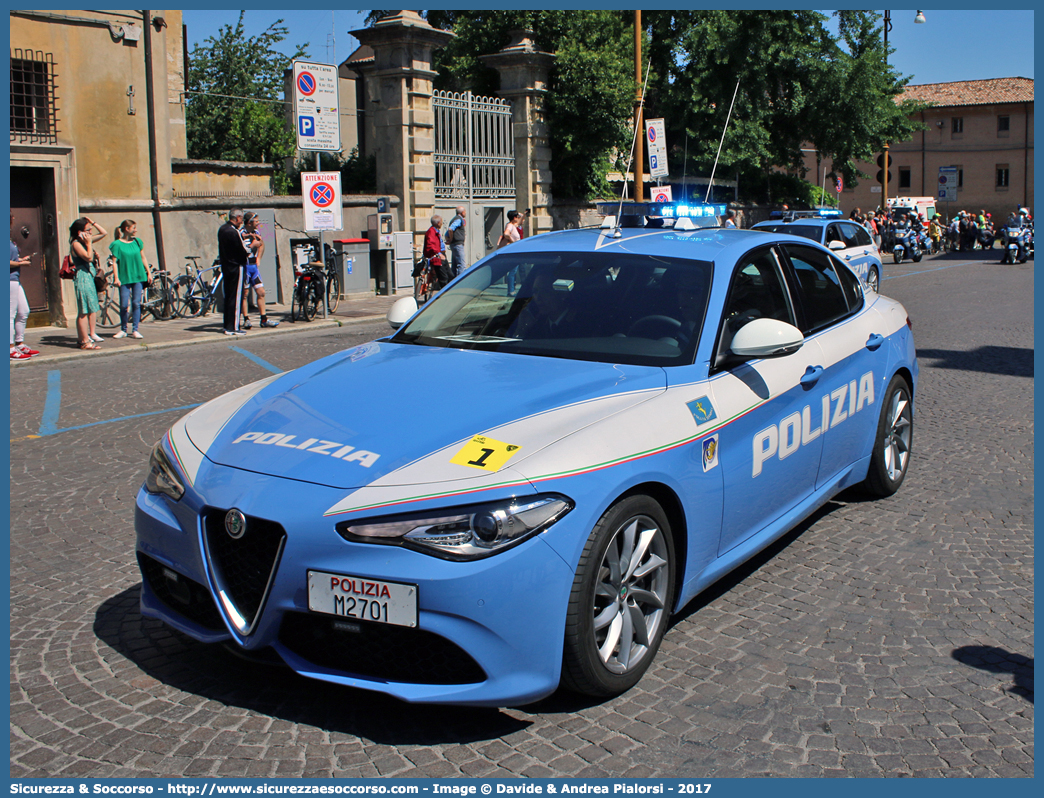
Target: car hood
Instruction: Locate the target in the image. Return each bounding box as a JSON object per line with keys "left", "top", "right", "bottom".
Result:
{"left": 186, "top": 342, "right": 666, "bottom": 489}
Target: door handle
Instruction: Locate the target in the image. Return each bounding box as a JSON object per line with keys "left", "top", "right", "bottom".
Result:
{"left": 800, "top": 365, "right": 824, "bottom": 388}
{"left": 865, "top": 333, "right": 884, "bottom": 351}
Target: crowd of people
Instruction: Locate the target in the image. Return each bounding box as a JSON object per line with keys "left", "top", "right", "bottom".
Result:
{"left": 842, "top": 205, "right": 1032, "bottom": 255}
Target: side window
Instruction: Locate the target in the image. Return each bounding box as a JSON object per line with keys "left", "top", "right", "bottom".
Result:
{"left": 717, "top": 248, "right": 795, "bottom": 359}
{"left": 782, "top": 245, "right": 852, "bottom": 334}
{"left": 825, "top": 224, "right": 844, "bottom": 246}
{"left": 848, "top": 223, "right": 873, "bottom": 247}
{"left": 833, "top": 255, "right": 865, "bottom": 311}
{"left": 838, "top": 223, "right": 864, "bottom": 249}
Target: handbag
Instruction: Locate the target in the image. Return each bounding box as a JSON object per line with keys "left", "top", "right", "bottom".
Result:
{"left": 59, "top": 255, "right": 76, "bottom": 280}
{"left": 92, "top": 253, "right": 107, "bottom": 292}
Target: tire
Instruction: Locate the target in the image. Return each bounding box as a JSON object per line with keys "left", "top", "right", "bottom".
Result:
{"left": 912, "top": 251, "right": 923, "bottom": 263}
{"left": 290, "top": 281, "right": 301, "bottom": 322}
{"left": 96, "top": 270, "right": 121, "bottom": 328}
{"left": 172, "top": 275, "right": 204, "bottom": 318}
{"left": 862, "top": 374, "right": 913, "bottom": 497}
{"left": 303, "top": 281, "right": 321, "bottom": 321}
{"left": 893, "top": 251, "right": 903, "bottom": 264}
{"left": 153, "top": 274, "right": 174, "bottom": 320}
{"left": 865, "top": 266, "right": 880, "bottom": 294}
{"left": 561, "top": 495, "right": 675, "bottom": 698}
{"left": 326, "top": 271, "right": 340, "bottom": 313}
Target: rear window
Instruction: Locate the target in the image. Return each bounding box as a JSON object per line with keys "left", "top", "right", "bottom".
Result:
{"left": 756, "top": 224, "right": 822, "bottom": 243}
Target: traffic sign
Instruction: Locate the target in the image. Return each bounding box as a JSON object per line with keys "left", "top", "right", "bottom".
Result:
{"left": 835, "top": 175, "right": 844, "bottom": 193}
{"left": 293, "top": 60, "right": 340, "bottom": 152}
{"left": 302, "top": 172, "right": 342, "bottom": 231}
{"left": 938, "top": 166, "right": 958, "bottom": 202}
{"left": 652, "top": 186, "right": 673, "bottom": 203}
{"left": 645, "top": 118, "right": 669, "bottom": 179}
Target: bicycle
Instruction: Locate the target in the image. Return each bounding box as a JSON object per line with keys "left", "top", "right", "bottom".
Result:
{"left": 96, "top": 263, "right": 174, "bottom": 327}
{"left": 96, "top": 267, "right": 120, "bottom": 328}
{"left": 290, "top": 261, "right": 324, "bottom": 322}
{"left": 413, "top": 257, "right": 437, "bottom": 305}
{"left": 322, "top": 245, "right": 340, "bottom": 313}
{"left": 172, "top": 255, "right": 223, "bottom": 318}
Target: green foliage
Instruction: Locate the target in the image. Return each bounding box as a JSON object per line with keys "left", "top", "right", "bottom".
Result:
{"left": 765, "top": 172, "right": 839, "bottom": 209}
{"left": 425, "top": 11, "right": 636, "bottom": 200}
{"left": 287, "top": 148, "right": 377, "bottom": 195}
{"left": 185, "top": 12, "right": 307, "bottom": 193}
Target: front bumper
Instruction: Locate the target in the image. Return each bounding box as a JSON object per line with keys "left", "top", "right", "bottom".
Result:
{"left": 134, "top": 463, "right": 577, "bottom": 707}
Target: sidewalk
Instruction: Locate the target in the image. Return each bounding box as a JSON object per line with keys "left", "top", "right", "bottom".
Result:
{"left": 13, "top": 293, "right": 403, "bottom": 365}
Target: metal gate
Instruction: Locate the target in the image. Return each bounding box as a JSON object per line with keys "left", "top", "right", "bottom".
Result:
{"left": 433, "top": 91, "right": 515, "bottom": 201}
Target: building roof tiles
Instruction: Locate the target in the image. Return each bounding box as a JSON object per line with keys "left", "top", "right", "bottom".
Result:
{"left": 900, "top": 77, "right": 1034, "bottom": 108}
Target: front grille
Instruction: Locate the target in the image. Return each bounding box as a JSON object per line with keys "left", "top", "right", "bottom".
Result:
{"left": 202, "top": 508, "right": 286, "bottom": 634}
{"left": 278, "top": 611, "right": 487, "bottom": 685}
{"left": 138, "top": 553, "right": 224, "bottom": 631}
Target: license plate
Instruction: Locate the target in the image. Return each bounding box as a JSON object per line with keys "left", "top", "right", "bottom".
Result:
{"left": 307, "top": 570, "right": 417, "bottom": 628}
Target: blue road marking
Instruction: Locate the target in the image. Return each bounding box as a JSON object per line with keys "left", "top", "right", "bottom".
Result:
{"left": 39, "top": 370, "right": 62, "bottom": 436}
{"left": 229, "top": 346, "right": 283, "bottom": 374}
{"left": 884, "top": 259, "right": 990, "bottom": 281}
{"left": 36, "top": 368, "right": 200, "bottom": 437}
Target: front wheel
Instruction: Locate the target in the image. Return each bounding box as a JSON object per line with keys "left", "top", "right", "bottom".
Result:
{"left": 561, "top": 495, "right": 675, "bottom": 698}
{"left": 326, "top": 271, "right": 341, "bottom": 313}
{"left": 172, "top": 275, "right": 204, "bottom": 318}
{"left": 96, "top": 271, "right": 121, "bottom": 328}
{"left": 912, "top": 251, "right": 923, "bottom": 263}
{"left": 862, "top": 374, "right": 913, "bottom": 497}
{"left": 893, "top": 251, "right": 903, "bottom": 264}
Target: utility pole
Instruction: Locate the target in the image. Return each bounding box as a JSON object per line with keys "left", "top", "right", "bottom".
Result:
{"left": 634, "top": 11, "right": 643, "bottom": 202}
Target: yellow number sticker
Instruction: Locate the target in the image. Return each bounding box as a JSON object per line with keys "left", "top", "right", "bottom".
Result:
{"left": 450, "top": 435, "right": 522, "bottom": 472}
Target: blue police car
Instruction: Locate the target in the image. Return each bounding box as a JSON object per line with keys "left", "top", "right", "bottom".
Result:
{"left": 135, "top": 203, "right": 916, "bottom": 706}
{"left": 752, "top": 209, "right": 883, "bottom": 294}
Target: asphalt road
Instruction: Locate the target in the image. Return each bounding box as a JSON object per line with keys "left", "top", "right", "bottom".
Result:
{"left": 8, "top": 251, "right": 1033, "bottom": 778}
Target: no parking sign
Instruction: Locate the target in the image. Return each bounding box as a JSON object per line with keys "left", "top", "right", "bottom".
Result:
{"left": 302, "top": 172, "right": 342, "bottom": 231}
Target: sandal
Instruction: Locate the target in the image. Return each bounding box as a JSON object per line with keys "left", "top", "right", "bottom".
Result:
{"left": 79, "top": 341, "right": 101, "bottom": 350}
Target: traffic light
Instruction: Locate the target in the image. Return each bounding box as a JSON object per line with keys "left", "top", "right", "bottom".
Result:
{"left": 877, "top": 170, "right": 892, "bottom": 185}
{"left": 876, "top": 153, "right": 892, "bottom": 169}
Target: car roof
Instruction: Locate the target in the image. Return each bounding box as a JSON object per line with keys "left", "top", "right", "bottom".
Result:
{"left": 752, "top": 218, "right": 838, "bottom": 229}
{"left": 504, "top": 225, "right": 797, "bottom": 264}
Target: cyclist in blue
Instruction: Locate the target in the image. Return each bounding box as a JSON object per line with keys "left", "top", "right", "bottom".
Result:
{"left": 239, "top": 212, "right": 278, "bottom": 329}
{"left": 217, "top": 208, "right": 248, "bottom": 335}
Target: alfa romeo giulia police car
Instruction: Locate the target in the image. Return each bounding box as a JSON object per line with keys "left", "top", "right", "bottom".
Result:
{"left": 135, "top": 202, "right": 917, "bottom": 706}
{"left": 752, "top": 209, "right": 884, "bottom": 294}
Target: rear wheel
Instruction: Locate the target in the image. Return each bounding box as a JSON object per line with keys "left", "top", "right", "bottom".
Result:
{"left": 865, "top": 266, "right": 880, "bottom": 294}
{"left": 172, "top": 275, "right": 204, "bottom": 318}
{"left": 561, "top": 495, "right": 675, "bottom": 697}
{"left": 862, "top": 374, "right": 913, "bottom": 497}
{"left": 96, "top": 271, "right": 120, "bottom": 328}
{"left": 303, "top": 281, "right": 321, "bottom": 321}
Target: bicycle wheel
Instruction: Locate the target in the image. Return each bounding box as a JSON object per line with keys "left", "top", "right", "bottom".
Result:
{"left": 152, "top": 273, "right": 175, "bottom": 320}
{"left": 96, "top": 270, "right": 121, "bottom": 328}
{"left": 326, "top": 271, "right": 340, "bottom": 313}
{"left": 414, "top": 270, "right": 435, "bottom": 305}
{"left": 172, "top": 275, "right": 205, "bottom": 318}
{"left": 303, "top": 281, "right": 321, "bottom": 321}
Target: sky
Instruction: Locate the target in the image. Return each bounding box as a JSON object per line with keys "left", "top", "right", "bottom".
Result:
{"left": 179, "top": 7, "right": 1034, "bottom": 87}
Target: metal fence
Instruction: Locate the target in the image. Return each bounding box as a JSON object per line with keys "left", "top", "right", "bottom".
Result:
{"left": 434, "top": 90, "right": 515, "bottom": 201}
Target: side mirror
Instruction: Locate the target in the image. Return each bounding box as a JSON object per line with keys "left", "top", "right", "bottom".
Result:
{"left": 387, "top": 296, "right": 418, "bottom": 329}
{"left": 730, "top": 318, "right": 804, "bottom": 359}
{"left": 828, "top": 240, "right": 846, "bottom": 251}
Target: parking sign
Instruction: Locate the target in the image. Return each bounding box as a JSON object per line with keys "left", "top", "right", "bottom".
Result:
{"left": 293, "top": 61, "right": 340, "bottom": 152}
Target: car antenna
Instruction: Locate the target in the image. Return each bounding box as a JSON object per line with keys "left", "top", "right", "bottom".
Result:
{"left": 613, "top": 63, "right": 654, "bottom": 238}
{"left": 704, "top": 79, "right": 741, "bottom": 204}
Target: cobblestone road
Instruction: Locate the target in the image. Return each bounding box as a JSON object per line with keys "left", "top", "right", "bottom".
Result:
{"left": 9, "top": 254, "right": 1033, "bottom": 778}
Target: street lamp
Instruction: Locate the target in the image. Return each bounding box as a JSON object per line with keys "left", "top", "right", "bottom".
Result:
{"left": 881, "top": 10, "right": 926, "bottom": 213}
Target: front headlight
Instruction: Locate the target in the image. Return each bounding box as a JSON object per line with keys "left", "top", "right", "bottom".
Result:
{"left": 144, "top": 438, "right": 185, "bottom": 501}
{"left": 340, "top": 494, "right": 573, "bottom": 560}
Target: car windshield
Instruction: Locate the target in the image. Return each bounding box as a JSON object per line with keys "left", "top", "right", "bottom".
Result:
{"left": 756, "top": 223, "right": 822, "bottom": 242}
{"left": 391, "top": 251, "right": 713, "bottom": 367}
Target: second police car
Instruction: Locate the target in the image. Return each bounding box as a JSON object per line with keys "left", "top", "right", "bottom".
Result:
{"left": 752, "top": 208, "right": 884, "bottom": 294}
{"left": 135, "top": 202, "right": 917, "bottom": 706}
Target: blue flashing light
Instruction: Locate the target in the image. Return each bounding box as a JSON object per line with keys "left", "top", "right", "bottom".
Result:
{"left": 596, "top": 201, "right": 727, "bottom": 219}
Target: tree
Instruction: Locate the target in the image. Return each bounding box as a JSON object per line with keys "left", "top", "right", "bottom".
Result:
{"left": 425, "top": 11, "right": 637, "bottom": 199}
{"left": 643, "top": 10, "right": 925, "bottom": 199}
{"left": 185, "top": 13, "right": 307, "bottom": 191}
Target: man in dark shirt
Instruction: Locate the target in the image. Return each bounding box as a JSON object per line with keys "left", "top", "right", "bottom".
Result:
{"left": 217, "top": 208, "right": 248, "bottom": 335}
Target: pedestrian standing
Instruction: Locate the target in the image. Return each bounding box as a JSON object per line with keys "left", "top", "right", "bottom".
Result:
{"left": 498, "top": 210, "right": 523, "bottom": 295}
{"left": 10, "top": 212, "right": 38, "bottom": 360}
{"left": 446, "top": 206, "right": 467, "bottom": 276}
{"left": 69, "top": 217, "right": 108, "bottom": 350}
{"left": 239, "top": 212, "right": 278, "bottom": 329}
{"left": 217, "top": 208, "right": 248, "bottom": 336}
{"left": 108, "top": 219, "right": 150, "bottom": 339}
{"left": 724, "top": 210, "right": 738, "bottom": 228}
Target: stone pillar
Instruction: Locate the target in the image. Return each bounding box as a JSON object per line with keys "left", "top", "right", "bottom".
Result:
{"left": 351, "top": 11, "right": 454, "bottom": 246}
{"left": 480, "top": 31, "right": 555, "bottom": 236}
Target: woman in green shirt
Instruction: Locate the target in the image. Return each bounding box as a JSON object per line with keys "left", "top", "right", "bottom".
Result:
{"left": 108, "top": 220, "right": 151, "bottom": 338}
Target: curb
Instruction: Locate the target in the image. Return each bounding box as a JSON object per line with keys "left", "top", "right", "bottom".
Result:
{"left": 12, "top": 313, "right": 389, "bottom": 366}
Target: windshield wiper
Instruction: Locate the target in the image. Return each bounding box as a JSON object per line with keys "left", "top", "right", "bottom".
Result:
{"left": 434, "top": 333, "right": 522, "bottom": 343}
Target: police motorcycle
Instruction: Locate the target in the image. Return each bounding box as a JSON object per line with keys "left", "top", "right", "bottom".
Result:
{"left": 892, "top": 222, "right": 923, "bottom": 264}
{"left": 1001, "top": 224, "right": 1032, "bottom": 264}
